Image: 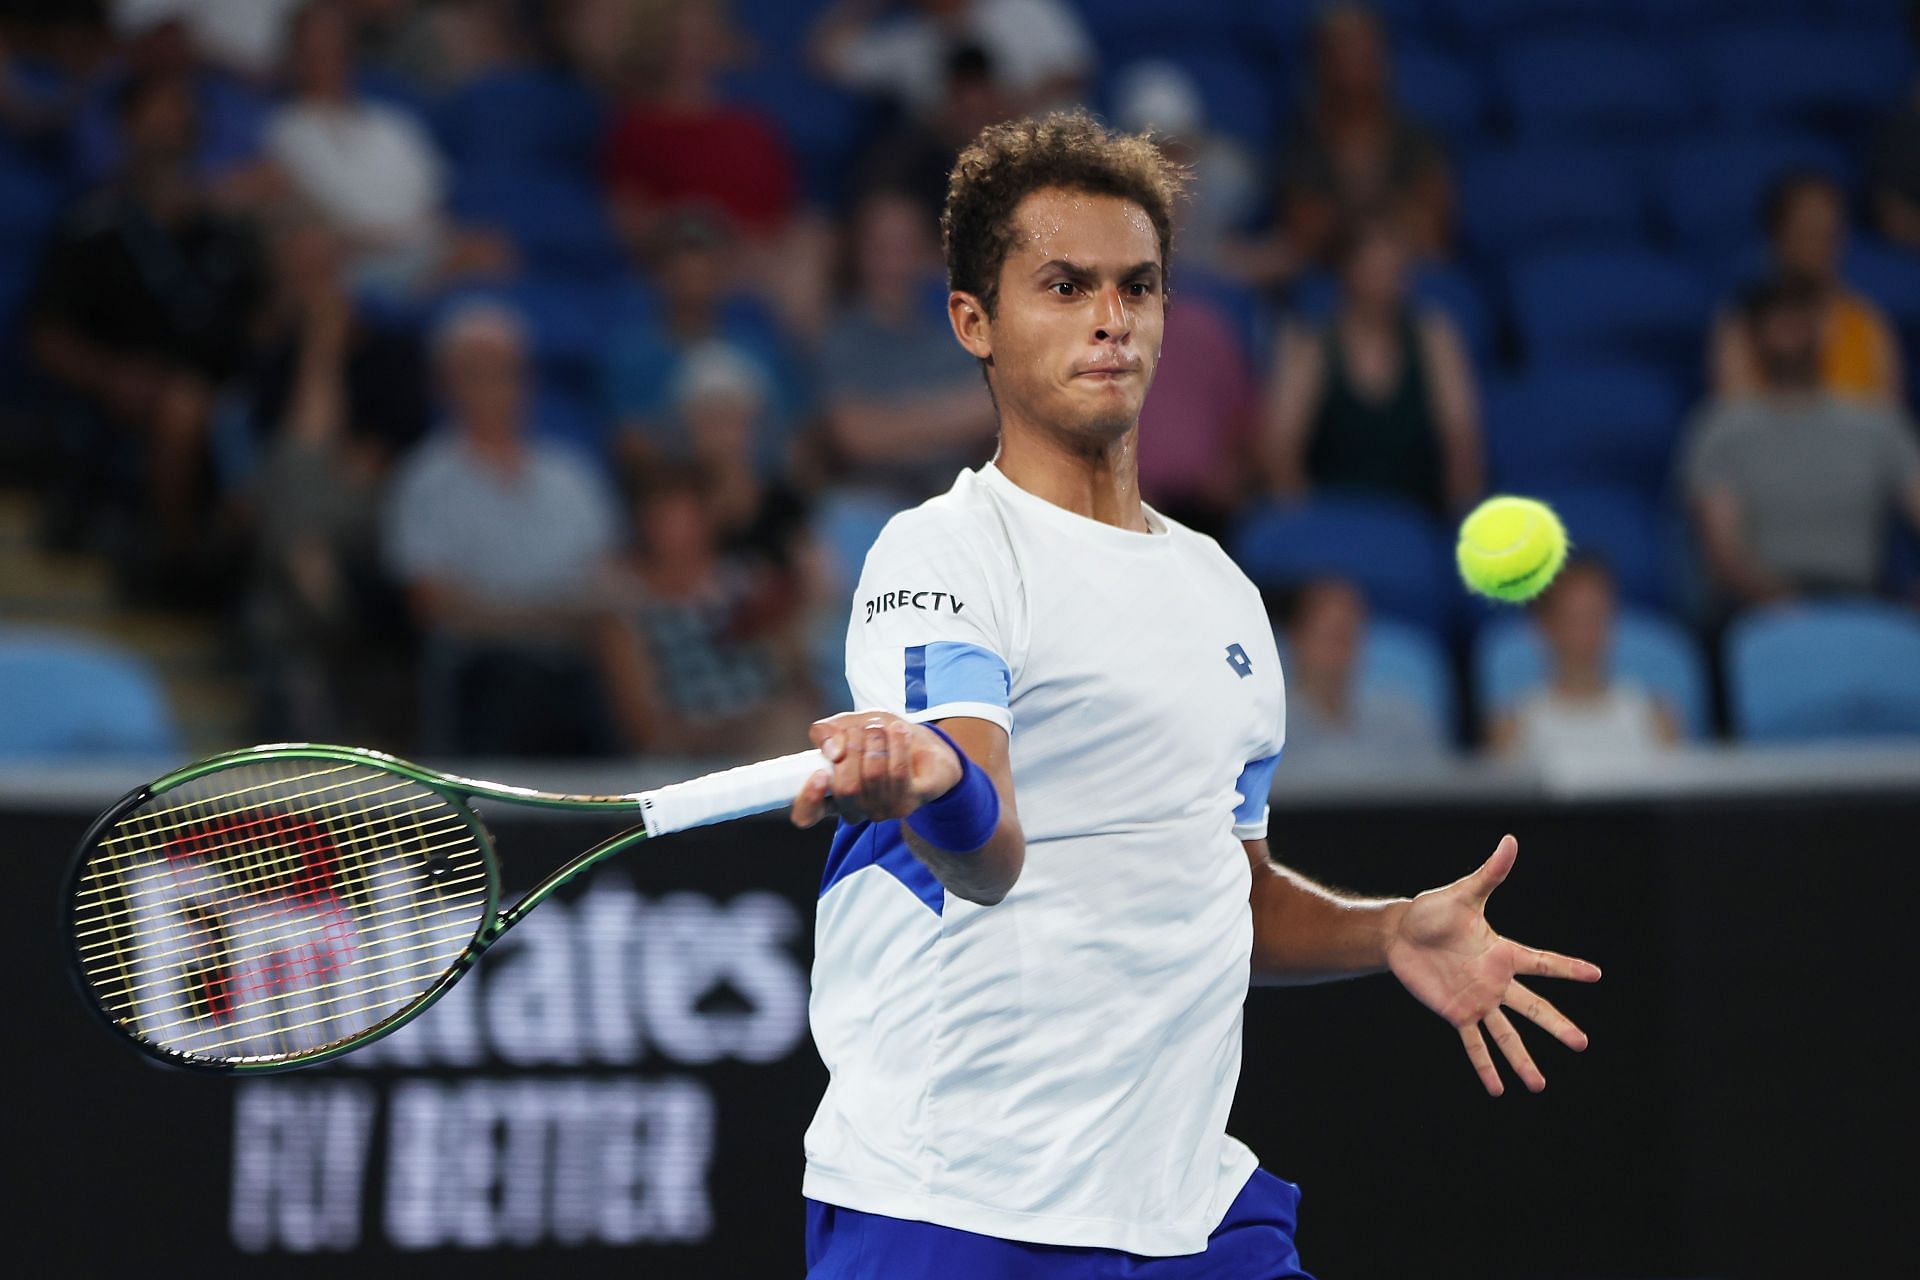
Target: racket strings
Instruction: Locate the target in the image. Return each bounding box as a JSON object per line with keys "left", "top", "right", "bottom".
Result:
{"left": 82, "top": 875, "right": 489, "bottom": 1002}
{"left": 72, "top": 810, "right": 474, "bottom": 940}
{"left": 70, "top": 791, "right": 478, "bottom": 951}
{"left": 72, "top": 759, "right": 490, "bottom": 1065}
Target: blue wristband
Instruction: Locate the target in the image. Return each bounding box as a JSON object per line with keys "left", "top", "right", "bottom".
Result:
{"left": 905, "top": 723, "right": 1000, "bottom": 854}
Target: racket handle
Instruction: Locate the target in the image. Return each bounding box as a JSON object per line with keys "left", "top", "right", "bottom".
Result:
{"left": 639, "top": 750, "right": 829, "bottom": 837}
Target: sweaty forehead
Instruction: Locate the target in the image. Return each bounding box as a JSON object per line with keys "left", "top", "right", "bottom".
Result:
{"left": 1007, "top": 188, "right": 1159, "bottom": 268}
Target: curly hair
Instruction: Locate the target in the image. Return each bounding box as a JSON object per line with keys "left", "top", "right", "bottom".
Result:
{"left": 941, "top": 110, "right": 1191, "bottom": 318}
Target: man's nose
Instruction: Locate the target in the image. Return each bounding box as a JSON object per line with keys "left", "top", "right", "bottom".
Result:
{"left": 1093, "top": 285, "right": 1132, "bottom": 342}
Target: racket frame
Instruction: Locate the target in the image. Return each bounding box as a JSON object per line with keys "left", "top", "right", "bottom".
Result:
{"left": 66, "top": 743, "right": 674, "bottom": 1075}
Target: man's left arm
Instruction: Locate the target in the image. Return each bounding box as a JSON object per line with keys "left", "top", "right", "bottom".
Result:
{"left": 1245, "top": 835, "right": 1601, "bottom": 1095}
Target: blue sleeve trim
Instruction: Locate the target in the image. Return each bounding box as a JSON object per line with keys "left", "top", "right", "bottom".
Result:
{"left": 903, "top": 641, "right": 1010, "bottom": 714}
{"left": 819, "top": 818, "right": 944, "bottom": 915}
{"left": 1233, "top": 750, "right": 1284, "bottom": 827}
{"left": 904, "top": 644, "right": 928, "bottom": 712}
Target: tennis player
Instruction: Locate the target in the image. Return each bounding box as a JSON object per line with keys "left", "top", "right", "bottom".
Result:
{"left": 788, "top": 110, "right": 1600, "bottom": 1278}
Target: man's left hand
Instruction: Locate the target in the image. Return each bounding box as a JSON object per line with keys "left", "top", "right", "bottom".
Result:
{"left": 1384, "top": 835, "right": 1602, "bottom": 1096}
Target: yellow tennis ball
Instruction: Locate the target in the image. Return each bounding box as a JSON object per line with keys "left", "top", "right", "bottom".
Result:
{"left": 1456, "top": 496, "right": 1569, "bottom": 603}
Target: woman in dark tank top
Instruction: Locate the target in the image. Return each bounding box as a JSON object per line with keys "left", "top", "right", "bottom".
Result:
{"left": 1260, "top": 216, "right": 1484, "bottom": 517}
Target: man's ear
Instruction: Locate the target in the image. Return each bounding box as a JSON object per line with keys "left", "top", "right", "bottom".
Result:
{"left": 948, "top": 290, "right": 992, "bottom": 362}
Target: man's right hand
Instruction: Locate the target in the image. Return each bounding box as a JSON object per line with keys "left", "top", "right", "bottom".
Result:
{"left": 789, "top": 711, "right": 963, "bottom": 828}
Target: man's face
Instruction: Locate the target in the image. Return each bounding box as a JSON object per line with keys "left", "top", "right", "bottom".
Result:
{"left": 126, "top": 79, "right": 198, "bottom": 165}
{"left": 1774, "top": 187, "right": 1845, "bottom": 282}
{"left": 663, "top": 241, "right": 725, "bottom": 313}
{"left": 1754, "top": 302, "right": 1821, "bottom": 387}
{"left": 1539, "top": 570, "right": 1612, "bottom": 672}
{"left": 1289, "top": 583, "right": 1364, "bottom": 688}
{"left": 1343, "top": 227, "right": 1407, "bottom": 311}
{"left": 292, "top": 5, "right": 354, "bottom": 98}
{"left": 857, "top": 193, "right": 934, "bottom": 300}
{"left": 441, "top": 328, "right": 526, "bottom": 436}
{"left": 951, "top": 187, "right": 1165, "bottom": 447}
{"left": 640, "top": 490, "right": 714, "bottom": 562}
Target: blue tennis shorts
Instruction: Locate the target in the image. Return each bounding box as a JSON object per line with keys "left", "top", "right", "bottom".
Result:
{"left": 805, "top": 1169, "right": 1314, "bottom": 1278}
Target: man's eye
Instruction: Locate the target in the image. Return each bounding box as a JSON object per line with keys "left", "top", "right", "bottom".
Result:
{"left": 1129, "top": 281, "right": 1155, "bottom": 296}
{"left": 1051, "top": 281, "right": 1076, "bottom": 296}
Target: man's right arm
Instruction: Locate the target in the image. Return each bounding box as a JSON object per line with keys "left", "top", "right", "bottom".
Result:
{"left": 791, "top": 710, "right": 1024, "bottom": 906}
{"left": 1692, "top": 487, "right": 1796, "bottom": 606}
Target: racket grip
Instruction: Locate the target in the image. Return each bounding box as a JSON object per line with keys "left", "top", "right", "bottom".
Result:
{"left": 638, "top": 750, "right": 830, "bottom": 837}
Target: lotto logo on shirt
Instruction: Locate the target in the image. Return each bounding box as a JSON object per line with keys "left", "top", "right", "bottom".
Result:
{"left": 864, "top": 589, "right": 967, "bottom": 623}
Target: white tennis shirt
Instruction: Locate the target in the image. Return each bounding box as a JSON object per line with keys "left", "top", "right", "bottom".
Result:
{"left": 804, "top": 462, "right": 1286, "bottom": 1255}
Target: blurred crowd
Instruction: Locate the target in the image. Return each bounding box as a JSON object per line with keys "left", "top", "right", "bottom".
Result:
{"left": 3, "top": 0, "right": 1919, "bottom": 766}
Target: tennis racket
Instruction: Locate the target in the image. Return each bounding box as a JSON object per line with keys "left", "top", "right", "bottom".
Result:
{"left": 67, "top": 742, "right": 828, "bottom": 1073}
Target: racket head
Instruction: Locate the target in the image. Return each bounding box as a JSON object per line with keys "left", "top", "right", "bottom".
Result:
{"left": 67, "top": 745, "right": 500, "bottom": 1072}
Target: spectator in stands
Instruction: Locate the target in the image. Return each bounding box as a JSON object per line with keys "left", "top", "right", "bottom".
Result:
{"left": 602, "top": 461, "right": 819, "bottom": 757}
{"left": 1489, "top": 558, "right": 1678, "bottom": 766}
{"left": 1258, "top": 214, "right": 1482, "bottom": 516}
{"left": 128, "top": 0, "right": 308, "bottom": 82}
{"left": 819, "top": 187, "right": 996, "bottom": 501}
{"left": 672, "top": 339, "right": 814, "bottom": 570}
{"left": 605, "top": 206, "right": 801, "bottom": 485}
{"left": 72, "top": 10, "right": 272, "bottom": 194}
{"left": 1135, "top": 285, "right": 1257, "bottom": 537}
{"left": 246, "top": 213, "right": 415, "bottom": 741}
{"left": 1685, "top": 277, "right": 1920, "bottom": 609}
{"left": 1712, "top": 172, "right": 1903, "bottom": 403}
{"left": 28, "top": 69, "right": 266, "bottom": 559}
{"left": 1110, "top": 59, "right": 1263, "bottom": 280}
{"left": 605, "top": 0, "right": 832, "bottom": 339}
{"left": 1239, "top": 2, "right": 1451, "bottom": 285}
{"left": 352, "top": 0, "right": 511, "bottom": 94}
{"left": 1275, "top": 578, "right": 1446, "bottom": 774}
{"left": 247, "top": 211, "right": 428, "bottom": 457}
{"left": 265, "top": 0, "right": 510, "bottom": 292}
{"left": 384, "top": 302, "right": 625, "bottom": 755}
{"left": 808, "top": 0, "right": 1092, "bottom": 123}
{"left": 0, "top": 14, "right": 97, "bottom": 159}
{"left": 851, "top": 41, "right": 1012, "bottom": 223}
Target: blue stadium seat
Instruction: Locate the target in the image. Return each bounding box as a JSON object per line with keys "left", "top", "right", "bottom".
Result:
{"left": 1510, "top": 247, "right": 1712, "bottom": 371}
{"left": 1459, "top": 144, "right": 1644, "bottom": 256}
{"left": 1482, "top": 364, "right": 1685, "bottom": 497}
{"left": 433, "top": 275, "right": 658, "bottom": 394}
{"left": 1499, "top": 37, "right": 1695, "bottom": 141}
{"left": 1394, "top": 43, "right": 1487, "bottom": 144}
{"left": 1701, "top": 24, "right": 1910, "bottom": 135}
{"left": 450, "top": 172, "right": 627, "bottom": 279}
{"left": 435, "top": 69, "right": 604, "bottom": 179}
{"left": 0, "top": 162, "right": 59, "bottom": 241}
{"left": 1656, "top": 134, "right": 1849, "bottom": 250}
{"left": 731, "top": 0, "right": 836, "bottom": 53}
{"left": 530, "top": 388, "right": 611, "bottom": 465}
{"left": 1077, "top": 0, "right": 1242, "bottom": 60}
{"left": 1175, "top": 269, "right": 1274, "bottom": 369}
{"left": 1529, "top": 485, "right": 1671, "bottom": 610}
{"left": 1231, "top": 496, "right": 1455, "bottom": 633}
{"left": 0, "top": 628, "right": 180, "bottom": 758}
{"left": 1473, "top": 607, "right": 1710, "bottom": 739}
{"left": 1635, "top": 0, "right": 1830, "bottom": 32}
{"left": 1252, "top": 0, "right": 1432, "bottom": 52}
{"left": 1886, "top": 523, "right": 1920, "bottom": 598}
{"left": 1275, "top": 614, "right": 1457, "bottom": 744}
{"left": 1727, "top": 602, "right": 1920, "bottom": 740}
{"left": 816, "top": 489, "right": 909, "bottom": 597}
{"left": 1144, "top": 49, "right": 1279, "bottom": 153}
{"left": 1434, "top": 0, "right": 1622, "bottom": 42}
{"left": 1359, "top": 617, "right": 1459, "bottom": 740}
